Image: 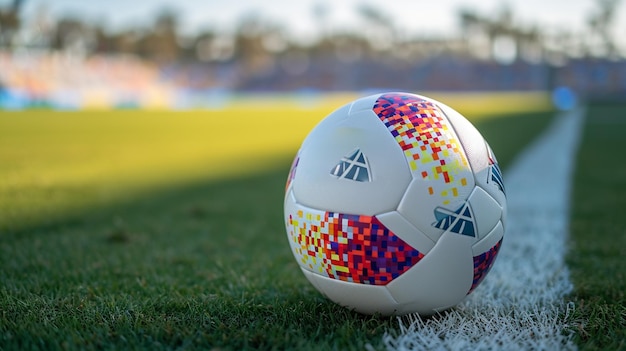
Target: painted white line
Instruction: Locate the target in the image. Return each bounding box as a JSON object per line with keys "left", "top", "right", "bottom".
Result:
{"left": 384, "top": 108, "right": 585, "bottom": 351}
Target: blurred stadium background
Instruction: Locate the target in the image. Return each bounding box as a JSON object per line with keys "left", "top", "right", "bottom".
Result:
{"left": 2, "top": 2, "right": 626, "bottom": 349}
{"left": 1, "top": 0, "right": 625, "bottom": 109}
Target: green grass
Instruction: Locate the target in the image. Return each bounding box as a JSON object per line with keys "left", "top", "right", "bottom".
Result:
{"left": 0, "top": 107, "right": 327, "bottom": 233}
{"left": 0, "top": 96, "right": 555, "bottom": 350}
{"left": 568, "top": 102, "right": 626, "bottom": 350}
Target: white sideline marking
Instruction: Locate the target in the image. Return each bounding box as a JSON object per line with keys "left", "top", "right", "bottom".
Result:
{"left": 384, "top": 108, "right": 585, "bottom": 351}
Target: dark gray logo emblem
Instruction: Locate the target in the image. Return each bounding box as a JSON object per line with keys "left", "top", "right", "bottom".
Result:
{"left": 330, "top": 149, "right": 371, "bottom": 182}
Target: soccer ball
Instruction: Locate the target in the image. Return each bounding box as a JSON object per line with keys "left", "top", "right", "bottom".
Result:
{"left": 284, "top": 92, "right": 506, "bottom": 316}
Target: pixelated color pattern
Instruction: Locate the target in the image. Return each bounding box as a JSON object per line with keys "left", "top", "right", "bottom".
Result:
{"left": 373, "top": 93, "right": 471, "bottom": 205}
{"left": 468, "top": 238, "right": 503, "bottom": 294}
{"left": 287, "top": 207, "right": 424, "bottom": 285}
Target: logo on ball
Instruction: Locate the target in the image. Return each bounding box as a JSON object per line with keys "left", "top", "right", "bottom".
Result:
{"left": 330, "top": 148, "right": 372, "bottom": 182}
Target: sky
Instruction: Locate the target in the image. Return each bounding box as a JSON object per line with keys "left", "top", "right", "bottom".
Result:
{"left": 4, "top": 0, "right": 626, "bottom": 43}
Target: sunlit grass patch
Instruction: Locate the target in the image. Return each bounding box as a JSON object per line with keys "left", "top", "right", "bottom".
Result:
{"left": 0, "top": 92, "right": 552, "bottom": 232}
{"left": 0, "top": 93, "right": 556, "bottom": 349}
{"left": 0, "top": 107, "right": 324, "bottom": 231}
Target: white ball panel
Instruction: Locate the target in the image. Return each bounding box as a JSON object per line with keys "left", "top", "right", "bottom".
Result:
{"left": 428, "top": 96, "right": 506, "bottom": 230}
{"left": 436, "top": 101, "right": 490, "bottom": 175}
{"left": 348, "top": 92, "right": 382, "bottom": 113}
{"left": 386, "top": 232, "right": 474, "bottom": 315}
{"left": 397, "top": 178, "right": 471, "bottom": 243}
{"left": 477, "top": 142, "right": 507, "bottom": 207}
{"left": 376, "top": 211, "right": 436, "bottom": 255}
{"left": 302, "top": 269, "right": 400, "bottom": 316}
{"left": 300, "top": 103, "right": 350, "bottom": 149}
{"left": 467, "top": 186, "right": 502, "bottom": 240}
{"left": 472, "top": 221, "right": 504, "bottom": 256}
{"left": 293, "top": 99, "right": 411, "bottom": 216}
{"left": 301, "top": 265, "right": 327, "bottom": 295}
{"left": 436, "top": 101, "right": 508, "bottom": 230}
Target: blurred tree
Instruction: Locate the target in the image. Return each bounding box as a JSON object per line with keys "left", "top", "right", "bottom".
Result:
{"left": 355, "top": 2, "right": 396, "bottom": 52}
{"left": 193, "top": 29, "right": 237, "bottom": 64}
{"left": 312, "top": 0, "right": 329, "bottom": 38}
{"left": 93, "top": 25, "right": 114, "bottom": 53}
{"left": 137, "top": 9, "right": 181, "bottom": 63}
{"left": 0, "top": 0, "right": 24, "bottom": 48}
{"left": 459, "top": 6, "right": 543, "bottom": 63}
{"left": 587, "top": 0, "right": 622, "bottom": 57}
{"left": 112, "top": 30, "right": 141, "bottom": 55}
{"left": 52, "top": 17, "right": 96, "bottom": 56}
{"left": 232, "top": 14, "right": 278, "bottom": 82}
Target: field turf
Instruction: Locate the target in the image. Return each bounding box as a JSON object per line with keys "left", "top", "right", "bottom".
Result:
{"left": 0, "top": 93, "right": 595, "bottom": 350}
{"left": 568, "top": 102, "right": 626, "bottom": 350}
